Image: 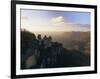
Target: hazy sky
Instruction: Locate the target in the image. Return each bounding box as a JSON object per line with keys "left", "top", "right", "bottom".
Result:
{"left": 21, "top": 9, "right": 90, "bottom": 32}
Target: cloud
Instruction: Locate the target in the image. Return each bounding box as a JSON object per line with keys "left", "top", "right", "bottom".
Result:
{"left": 21, "top": 16, "right": 29, "bottom": 30}
{"left": 51, "top": 16, "right": 64, "bottom": 24}
{"left": 51, "top": 16, "right": 67, "bottom": 28}
{"left": 21, "top": 16, "right": 28, "bottom": 20}
{"left": 51, "top": 16, "right": 74, "bottom": 27}
{"left": 50, "top": 16, "right": 90, "bottom": 31}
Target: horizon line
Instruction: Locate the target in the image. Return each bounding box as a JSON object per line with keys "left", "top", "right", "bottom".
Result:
{"left": 21, "top": 28, "right": 90, "bottom": 32}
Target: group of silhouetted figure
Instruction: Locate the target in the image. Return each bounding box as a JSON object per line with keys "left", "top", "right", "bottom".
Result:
{"left": 33, "top": 34, "right": 62, "bottom": 68}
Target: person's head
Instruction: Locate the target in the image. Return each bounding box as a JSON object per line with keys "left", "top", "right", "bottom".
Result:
{"left": 43, "top": 35, "right": 47, "bottom": 40}
{"left": 37, "top": 34, "right": 41, "bottom": 40}
{"left": 48, "top": 36, "right": 52, "bottom": 41}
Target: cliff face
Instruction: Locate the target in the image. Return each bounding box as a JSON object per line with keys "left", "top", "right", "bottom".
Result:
{"left": 21, "top": 30, "right": 90, "bottom": 69}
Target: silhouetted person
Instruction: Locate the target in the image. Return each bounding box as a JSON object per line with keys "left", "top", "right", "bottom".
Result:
{"left": 37, "top": 34, "right": 42, "bottom": 46}
{"left": 37, "top": 34, "right": 48, "bottom": 68}
{"left": 43, "top": 35, "right": 48, "bottom": 48}
{"left": 41, "top": 36, "right": 53, "bottom": 68}
{"left": 37, "top": 34, "right": 44, "bottom": 54}
{"left": 48, "top": 36, "right": 52, "bottom": 47}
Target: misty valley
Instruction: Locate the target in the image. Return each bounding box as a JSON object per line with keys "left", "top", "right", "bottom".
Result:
{"left": 21, "top": 30, "right": 90, "bottom": 69}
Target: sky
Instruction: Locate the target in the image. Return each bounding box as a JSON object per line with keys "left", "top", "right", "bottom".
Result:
{"left": 21, "top": 9, "right": 90, "bottom": 32}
